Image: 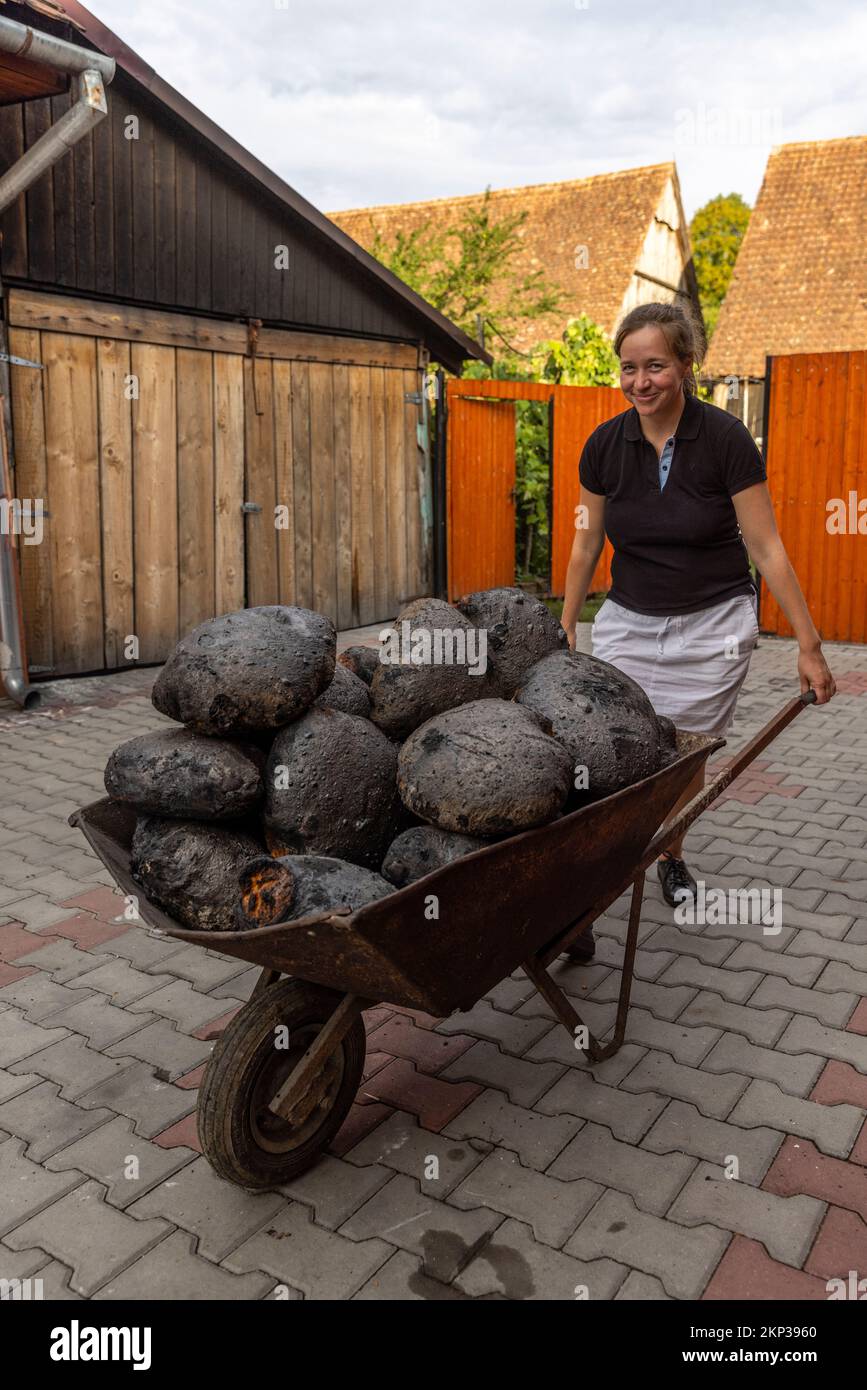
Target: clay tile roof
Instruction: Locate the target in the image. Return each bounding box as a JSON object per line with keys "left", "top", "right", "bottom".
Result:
{"left": 704, "top": 136, "right": 867, "bottom": 379}
{"left": 330, "top": 163, "right": 676, "bottom": 352}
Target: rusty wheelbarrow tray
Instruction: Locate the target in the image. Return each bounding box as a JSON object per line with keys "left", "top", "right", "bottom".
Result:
{"left": 70, "top": 692, "right": 815, "bottom": 1189}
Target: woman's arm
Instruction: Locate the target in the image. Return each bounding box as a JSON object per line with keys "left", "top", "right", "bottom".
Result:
{"left": 732, "top": 482, "right": 836, "bottom": 703}
{"left": 561, "top": 487, "right": 606, "bottom": 649}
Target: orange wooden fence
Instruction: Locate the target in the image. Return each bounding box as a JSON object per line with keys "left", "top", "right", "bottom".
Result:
{"left": 446, "top": 378, "right": 624, "bottom": 600}
{"left": 763, "top": 351, "right": 867, "bottom": 643}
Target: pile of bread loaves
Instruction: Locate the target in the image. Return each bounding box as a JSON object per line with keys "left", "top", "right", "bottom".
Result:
{"left": 102, "top": 589, "right": 678, "bottom": 933}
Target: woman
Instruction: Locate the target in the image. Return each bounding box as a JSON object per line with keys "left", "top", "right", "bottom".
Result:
{"left": 561, "top": 301, "right": 835, "bottom": 935}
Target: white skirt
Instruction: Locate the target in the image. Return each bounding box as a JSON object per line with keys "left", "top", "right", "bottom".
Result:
{"left": 591, "top": 591, "right": 759, "bottom": 736}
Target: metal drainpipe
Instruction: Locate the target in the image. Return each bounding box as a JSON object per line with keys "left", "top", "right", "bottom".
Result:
{"left": 0, "top": 17, "right": 115, "bottom": 705}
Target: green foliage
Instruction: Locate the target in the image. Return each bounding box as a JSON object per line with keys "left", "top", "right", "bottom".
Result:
{"left": 689, "top": 193, "right": 751, "bottom": 338}
{"left": 369, "top": 189, "right": 562, "bottom": 344}
{"left": 531, "top": 314, "right": 619, "bottom": 386}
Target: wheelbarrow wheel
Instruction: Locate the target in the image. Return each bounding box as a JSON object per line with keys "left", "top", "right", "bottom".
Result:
{"left": 197, "top": 978, "right": 366, "bottom": 1190}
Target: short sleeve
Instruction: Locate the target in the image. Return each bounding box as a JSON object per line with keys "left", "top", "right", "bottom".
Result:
{"left": 720, "top": 418, "right": 767, "bottom": 497}
{"left": 579, "top": 432, "right": 605, "bottom": 495}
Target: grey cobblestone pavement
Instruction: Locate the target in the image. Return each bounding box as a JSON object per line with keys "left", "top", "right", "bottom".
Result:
{"left": 0, "top": 627, "right": 865, "bottom": 1301}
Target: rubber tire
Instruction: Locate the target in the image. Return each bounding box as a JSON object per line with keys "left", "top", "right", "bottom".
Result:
{"left": 197, "top": 978, "right": 366, "bottom": 1190}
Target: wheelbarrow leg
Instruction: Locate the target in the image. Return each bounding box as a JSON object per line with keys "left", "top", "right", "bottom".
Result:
{"left": 266, "top": 992, "right": 369, "bottom": 1124}
{"left": 522, "top": 871, "right": 645, "bottom": 1064}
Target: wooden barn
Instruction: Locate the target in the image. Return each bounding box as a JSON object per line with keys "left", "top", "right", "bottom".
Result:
{"left": 0, "top": 0, "right": 486, "bottom": 695}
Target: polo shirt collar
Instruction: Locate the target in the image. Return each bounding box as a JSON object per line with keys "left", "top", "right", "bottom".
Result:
{"left": 624, "top": 390, "right": 703, "bottom": 442}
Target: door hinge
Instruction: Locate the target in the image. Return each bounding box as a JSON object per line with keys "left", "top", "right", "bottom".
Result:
{"left": 0, "top": 352, "right": 44, "bottom": 370}
{"left": 241, "top": 502, "right": 262, "bottom": 514}
{"left": 404, "top": 391, "right": 423, "bottom": 405}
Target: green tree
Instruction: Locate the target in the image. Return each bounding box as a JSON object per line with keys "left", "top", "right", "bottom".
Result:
{"left": 532, "top": 314, "right": 619, "bottom": 385}
{"left": 689, "top": 193, "right": 751, "bottom": 338}
{"left": 369, "top": 189, "right": 562, "bottom": 345}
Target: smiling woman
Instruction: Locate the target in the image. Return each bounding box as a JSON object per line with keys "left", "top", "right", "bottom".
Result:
{"left": 560, "top": 300, "right": 836, "bottom": 915}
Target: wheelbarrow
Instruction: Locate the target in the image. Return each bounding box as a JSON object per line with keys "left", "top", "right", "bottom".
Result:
{"left": 70, "top": 691, "right": 815, "bottom": 1190}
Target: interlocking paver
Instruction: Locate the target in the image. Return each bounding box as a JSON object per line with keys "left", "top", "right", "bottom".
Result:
{"left": 449, "top": 1146, "right": 602, "bottom": 1247}
{"left": 621, "top": 1050, "right": 749, "bottom": 1118}
{"left": 702, "top": 1235, "right": 829, "bottom": 1300}
{"left": 440, "top": 1039, "right": 563, "bottom": 1106}
{"left": 668, "top": 1161, "right": 826, "bottom": 1266}
{"left": 641, "top": 1100, "right": 783, "bottom": 1185}
{"left": 762, "top": 1136, "right": 867, "bottom": 1222}
{"left": 725, "top": 941, "right": 824, "bottom": 986}
{"left": 8, "top": 1034, "right": 134, "bottom": 1100}
{"left": 565, "top": 1190, "right": 729, "bottom": 1300}
{"left": 105, "top": 1018, "right": 213, "bottom": 1080}
{"left": 702, "top": 1034, "right": 825, "bottom": 1096}
{"left": 777, "top": 1015, "right": 867, "bottom": 1072}
{"left": 0, "top": 1008, "right": 69, "bottom": 1067}
{"left": 45, "top": 1115, "right": 196, "bottom": 1207}
{"left": 279, "top": 1154, "right": 393, "bottom": 1229}
{"left": 341, "top": 1173, "right": 503, "bottom": 1282}
{"left": 455, "top": 1216, "right": 626, "bottom": 1300}
{"left": 729, "top": 1079, "right": 864, "bottom": 1158}
{"left": 226, "top": 1202, "right": 392, "bottom": 1300}
{"left": 93, "top": 1231, "right": 274, "bottom": 1301}
{"left": 129, "top": 1156, "right": 286, "bottom": 1260}
{"left": 66, "top": 958, "right": 176, "bottom": 1006}
{"left": 677, "top": 991, "right": 790, "bottom": 1047}
{"left": 537, "top": 1071, "right": 666, "bottom": 1142}
{"left": 45, "top": 995, "right": 155, "bottom": 1049}
{"left": 548, "top": 1121, "right": 696, "bottom": 1216}
{"left": 0, "top": 1137, "right": 83, "bottom": 1238}
{"left": 616, "top": 1271, "right": 673, "bottom": 1299}
{"left": 0, "top": 1081, "right": 113, "bottom": 1162}
{"left": 617, "top": 1008, "right": 721, "bottom": 1065}
{"left": 658, "top": 957, "right": 763, "bottom": 1003}
{"left": 436, "top": 1000, "right": 553, "bottom": 1055}
{"left": 76, "top": 1061, "right": 196, "bottom": 1138}
{"left": 750, "top": 974, "right": 857, "bottom": 1028}
{"left": 353, "top": 1249, "right": 469, "bottom": 1300}
{"left": 443, "top": 1090, "right": 579, "bottom": 1170}
{"left": 0, "top": 974, "right": 92, "bottom": 1021}
{"left": 344, "top": 1112, "right": 486, "bottom": 1196}
{"left": 3, "top": 1179, "right": 171, "bottom": 1296}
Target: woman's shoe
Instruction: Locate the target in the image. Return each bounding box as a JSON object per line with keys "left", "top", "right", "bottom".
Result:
{"left": 657, "top": 851, "right": 697, "bottom": 907}
{"left": 565, "top": 927, "right": 595, "bottom": 962}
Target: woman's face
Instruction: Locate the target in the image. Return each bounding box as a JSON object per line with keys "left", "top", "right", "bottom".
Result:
{"left": 619, "top": 326, "right": 691, "bottom": 420}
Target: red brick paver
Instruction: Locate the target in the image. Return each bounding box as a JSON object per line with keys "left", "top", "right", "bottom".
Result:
{"left": 702, "top": 1235, "right": 830, "bottom": 1300}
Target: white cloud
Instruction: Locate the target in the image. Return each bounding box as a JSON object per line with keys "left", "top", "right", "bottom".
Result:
{"left": 91, "top": 0, "right": 867, "bottom": 219}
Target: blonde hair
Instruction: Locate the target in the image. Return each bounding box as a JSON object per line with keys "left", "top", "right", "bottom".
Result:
{"left": 614, "top": 301, "right": 707, "bottom": 396}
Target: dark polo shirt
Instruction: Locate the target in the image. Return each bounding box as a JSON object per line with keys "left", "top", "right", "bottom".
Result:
{"left": 579, "top": 392, "right": 767, "bottom": 616}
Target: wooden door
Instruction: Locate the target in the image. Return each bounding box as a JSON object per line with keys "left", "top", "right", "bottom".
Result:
{"left": 446, "top": 391, "right": 516, "bottom": 600}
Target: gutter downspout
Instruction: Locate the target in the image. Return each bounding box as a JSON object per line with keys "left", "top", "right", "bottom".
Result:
{"left": 0, "top": 16, "right": 115, "bottom": 706}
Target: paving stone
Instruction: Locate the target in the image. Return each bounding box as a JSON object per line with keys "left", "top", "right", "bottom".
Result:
{"left": 353, "top": 1249, "right": 469, "bottom": 1300}
{"left": 658, "top": 957, "right": 763, "bottom": 1003}
{"left": 811, "top": 1059, "right": 867, "bottom": 1109}
{"left": 549, "top": 1120, "right": 695, "bottom": 1216}
{"left": 749, "top": 974, "right": 857, "bottom": 1029}
{"left": 93, "top": 1230, "right": 274, "bottom": 1301}
{"left": 537, "top": 1071, "right": 666, "bottom": 1143}
{"left": 0, "top": 1240, "right": 50, "bottom": 1281}
{"left": 129, "top": 1156, "right": 286, "bottom": 1260}
{"left": 0, "top": 1080, "right": 113, "bottom": 1162}
{"left": 436, "top": 1001, "right": 553, "bottom": 1056}
{"left": 778, "top": 1015, "right": 867, "bottom": 1073}
{"left": 0, "top": 1009, "right": 69, "bottom": 1067}
{"left": 77, "top": 1061, "right": 196, "bottom": 1138}
{"left": 787, "top": 930, "right": 867, "bottom": 971}
{"left": 0, "top": 1136, "right": 84, "bottom": 1238}
{"left": 0, "top": 970, "right": 93, "bottom": 1023}
{"left": 329, "top": 1101, "right": 393, "bottom": 1158}
{"left": 726, "top": 941, "right": 825, "bottom": 987}
{"left": 730, "top": 1079, "right": 864, "bottom": 1160}
{"left": 565, "top": 1189, "right": 729, "bottom": 1300}
{"left": 226, "top": 1202, "right": 392, "bottom": 1299}
{"left": 803, "top": 1206, "right": 867, "bottom": 1284}
{"left": 98, "top": 928, "right": 188, "bottom": 971}
{"left": 668, "top": 1161, "right": 825, "bottom": 1267}
{"left": 618, "top": 1008, "right": 721, "bottom": 1065}
{"left": 641, "top": 1100, "right": 783, "bottom": 1185}
{"left": 762, "top": 1136, "right": 867, "bottom": 1223}
{"left": 8, "top": 1035, "right": 133, "bottom": 1100}
{"left": 524, "top": 1028, "right": 646, "bottom": 1081}
{"left": 483, "top": 974, "right": 539, "bottom": 1012}
{"left": 4, "top": 1179, "right": 171, "bottom": 1296}
{"left": 615, "top": 1270, "right": 673, "bottom": 1300}
{"left": 279, "top": 1154, "right": 393, "bottom": 1229}
{"left": 593, "top": 935, "right": 676, "bottom": 980}
{"left": 640, "top": 924, "right": 738, "bottom": 967}
{"left": 455, "top": 1216, "right": 625, "bottom": 1301}
{"left": 621, "top": 1049, "right": 748, "bottom": 1119}
{"left": 21, "top": 1260, "right": 82, "bottom": 1300}
{"left": 449, "top": 1146, "right": 602, "bottom": 1247}
{"left": 0, "top": 922, "right": 59, "bottom": 961}
{"left": 816, "top": 958, "right": 867, "bottom": 998}
{"left": 357, "top": 1057, "right": 481, "bottom": 1130}
{"left": 152, "top": 1113, "right": 201, "bottom": 1152}
{"left": 517, "top": 993, "right": 614, "bottom": 1039}
{"left": 702, "top": 1233, "right": 831, "bottom": 1300}
{"left": 209, "top": 965, "right": 262, "bottom": 1000}
{"left": 344, "top": 1112, "right": 486, "bottom": 1196}
{"left": 0, "top": 896, "right": 73, "bottom": 930}
{"left": 702, "top": 1034, "right": 825, "bottom": 1097}
{"left": 66, "top": 958, "right": 176, "bottom": 1006}
{"left": 677, "top": 992, "right": 790, "bottom": 1047}
{"left": 8, "top": 938, "right": 112, "bottom": 984}
{"left": 106, "top": 1019, "right": 213, "bottom": 1080}
{"left": 443, "top": 1090, "right": 579, "bottom": 1170}
{"left": 45, "top": 1115, "right": 196, "bottom": 1208}
{"left": 45, "top": 994, "right": 154, "bottom": 1049}
{"left": 366, "top": 1015, "right": 476, "bottom": 1074}
{"left": 589, "top": 974, "right": 697, "bottom": 1021}
{"left": 440, "top": 1040, "right": 563, "bottom": 1107}
{"left": 143, "top": 945, "right": 250, "bottom": 991}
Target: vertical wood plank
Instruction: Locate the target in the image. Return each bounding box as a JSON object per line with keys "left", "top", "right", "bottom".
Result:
{"left": 272, "top": 358, "right": 297, "bottom": 606}
{"left": 243, "top": 355, "right": 278, "bottom": 606}
{"left": 177, "top": 348, "right": 216, "bottom": 632}
{"left": 349, "top": 365, "right": 374, "bottom": 625}
{"left": 73, "top": 128, "right": 96, "bottom": 291}
{"left": 132, "top": 342, "right": 178, "bottom": 661}
{"left": 41, "top": 332, "right": 104, "bottom": 672}
{"left": 8, "top": 327, "right": 52, "bottom": 670}
{"left": 369, "top": 366, "right": 389, "bottom": 618}
{"left": 132, "top": 105, "right": 156, "bottom": 302}
{"left": 309, "top": 361, "right": 337, "bottom": 621}
{"left": 96, "top": 337, "right": 134, "bottom": 667}
{"left": 403, "top": 367, "right": 423, "bottom": 603}
{"left": 384, "top": 367, "right": 408, "bottom": 614}
{"left": 92, "top": 91, "right": 115, "bottom": 297}
{"left": 210, "top": 176, "right": 228, "bottom": 314}
{"left": 175, "top": 145, "right": 197, "bottom": 309}
{"left": 23, "top": 99, "right": 55, "bottom": 283}
{"left": 50, "top": 92, "right": 76, "bottom": 286}
{"left": 0, "top": 105, "right": 27, "bottom": 277}
{"left": 214, "top": 353, "right": 246, "bottom": 614}
{"left": 195, "top": 161, "right": 212, "bottom": 311}
{"left": 153, "top": 127, "right": 176, "bottom": 304}
{"left": 332, "top": 362, "right": 354, "bottom": 628}
{"left": 291, "top": 360, "right": 313, "bottom": 609}
{"left": 111, "top": 94, "right": 134, "bottom": 300}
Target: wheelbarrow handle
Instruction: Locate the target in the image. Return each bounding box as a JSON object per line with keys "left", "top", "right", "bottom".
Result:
{"left": 647, "top": 687, "right": 820, "bottom": 862}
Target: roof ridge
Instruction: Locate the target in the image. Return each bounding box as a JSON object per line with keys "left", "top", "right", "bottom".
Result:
{"left": 768, "top": 134, "right": 867, "bottom": 155}
{"left": 329, "top": 162, "right": 675, "bottom": 218}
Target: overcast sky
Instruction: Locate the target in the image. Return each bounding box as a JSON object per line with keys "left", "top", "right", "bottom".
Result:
{"left": 93, "top": 0, "right": 866, "bottom": 221}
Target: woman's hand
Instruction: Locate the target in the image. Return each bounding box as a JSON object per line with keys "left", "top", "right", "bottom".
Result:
{"left": 798, "top": 645, "right": 836, "bottom": 704}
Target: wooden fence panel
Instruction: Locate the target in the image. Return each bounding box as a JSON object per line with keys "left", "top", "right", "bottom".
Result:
{"left": 131, "top": 342, "right": 178, "bottom": 664}
{"left": 551, "top": 385, "right": 624, "bottom": 597}
{"left": 8, "top": 326, "right": 52, "bottom": 672}
{"left": 96, "top": 337, "right": 134, "bottom": 667}
{"left": 447, "top": 390, "right": 516, "bottom": 599}
{"left": 763, "top": 350, "right": 867, "bottom": 643}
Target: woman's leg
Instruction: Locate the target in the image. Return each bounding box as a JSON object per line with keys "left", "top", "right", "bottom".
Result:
{"left": 657, "top": 763, "right": 706, "bottom": 860}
